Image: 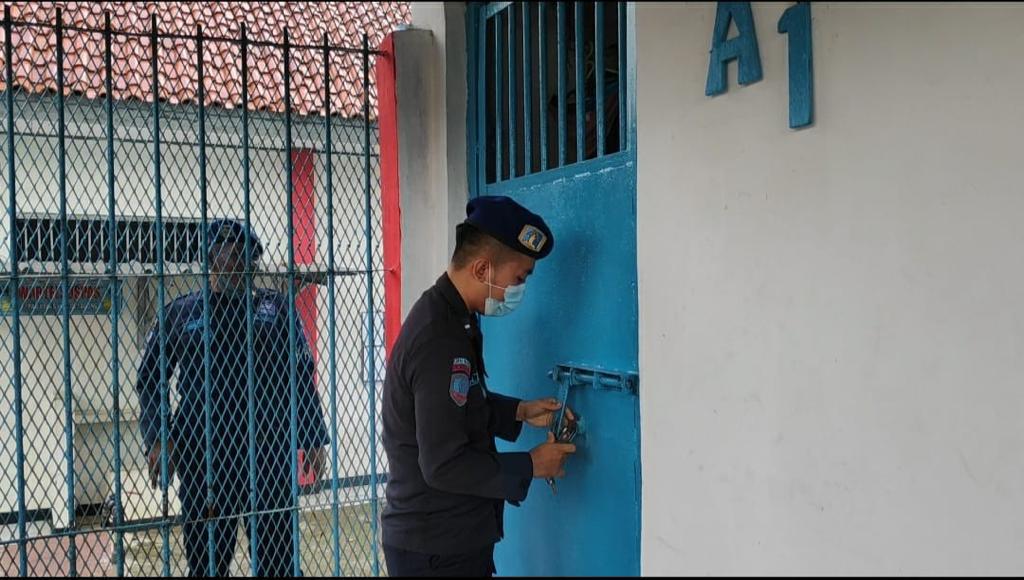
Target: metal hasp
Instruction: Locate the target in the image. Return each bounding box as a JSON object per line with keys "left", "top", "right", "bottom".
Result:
{"left": 548, "top": 363, "right": 640, "bottom": 395}
{"left": 545, "top": 363, "right": 638, "bottom": 495}
{"left": 547, "top": 363, "right": 639, "bottom": 438}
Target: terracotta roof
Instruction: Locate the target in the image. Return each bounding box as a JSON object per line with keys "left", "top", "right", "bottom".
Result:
{"left": 0, "top": 2, "right": 410, "bottom": 118}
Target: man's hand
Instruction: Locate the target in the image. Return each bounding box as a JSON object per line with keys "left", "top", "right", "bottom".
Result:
{"left": 147, "top": 440, "right": 176, "bottom": 489}
{"left": 516, "top": 398, "right": 574, "bottom": 429}
{"left": 302, "top": 447, "right": 327, "bottom": 480}
{"left": 529, "top": 432, "right": 576, "bottom": 479}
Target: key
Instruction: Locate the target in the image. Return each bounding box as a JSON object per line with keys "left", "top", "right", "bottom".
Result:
{"left": 547, "top": 411, "right": 580, "bottom": 496}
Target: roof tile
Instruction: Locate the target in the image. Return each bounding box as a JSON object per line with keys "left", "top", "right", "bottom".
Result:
{"left": 0, "top": 1, "right": 409, "bottom": 118}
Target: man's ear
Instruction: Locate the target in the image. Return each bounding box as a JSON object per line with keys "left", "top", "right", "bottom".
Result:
{"left": 469, "top": 257, "right": 490, "bottom": 284}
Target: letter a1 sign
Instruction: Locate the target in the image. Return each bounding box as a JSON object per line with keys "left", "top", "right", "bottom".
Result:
{"left": 706, "top": 2, "right": 815, "bottom": 130}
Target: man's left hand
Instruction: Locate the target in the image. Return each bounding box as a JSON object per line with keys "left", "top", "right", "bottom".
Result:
{"left": 517, "top": 398, "right": 574, "bottom": 429}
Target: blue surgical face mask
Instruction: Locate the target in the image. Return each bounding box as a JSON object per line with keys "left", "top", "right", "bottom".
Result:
{"left": 483, "top": 265, "right": 526, "bottom": 317}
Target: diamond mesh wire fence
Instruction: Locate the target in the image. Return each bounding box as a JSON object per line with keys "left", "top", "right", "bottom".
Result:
{"left": 0, "top": 3, "right": 405, "bottom": 576}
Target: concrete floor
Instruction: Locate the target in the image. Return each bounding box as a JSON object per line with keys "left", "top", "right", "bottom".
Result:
{"left": 1, "top": 501, "right": 386, "bottom": 577}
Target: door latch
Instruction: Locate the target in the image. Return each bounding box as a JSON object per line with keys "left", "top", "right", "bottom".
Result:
{"left": 545, "top": 363, "right": 638, "bottom": 495}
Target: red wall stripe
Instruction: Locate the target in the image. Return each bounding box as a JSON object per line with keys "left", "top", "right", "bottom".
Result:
{"left": 292, "top": 148, "right": 318, "bottom": 487}
{"left": 292, "top": 148, "right": 319, "bottom": 374}
{"left": 377, "top": 33, "right": 402, "bottom": 360}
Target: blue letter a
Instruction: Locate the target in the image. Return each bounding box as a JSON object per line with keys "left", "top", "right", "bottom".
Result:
{"left": 706, "top": 2, "right": 763, "bottom": 96}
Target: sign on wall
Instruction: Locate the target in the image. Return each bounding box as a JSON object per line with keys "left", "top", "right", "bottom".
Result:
{"left": 706, "top": 1, "right": 814, "bottom": 129}
{"left": 0, "top": 278, "right": 122, "bottom": 316}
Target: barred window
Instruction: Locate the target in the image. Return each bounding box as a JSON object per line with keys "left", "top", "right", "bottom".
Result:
{"left": 16, "top": 216, "right": 205, "bottom": 265}
{"left": 477, "top": 2, "right": 630, "bottom": 186}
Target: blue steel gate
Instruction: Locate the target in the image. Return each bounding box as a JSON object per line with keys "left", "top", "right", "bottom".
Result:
{"left": 0, "top": 4, "right": 397, "bottom": 576}
{"left": 468, "top": 2, "right": 640, "bottom": 576}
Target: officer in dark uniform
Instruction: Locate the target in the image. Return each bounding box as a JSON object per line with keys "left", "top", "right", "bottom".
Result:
{"left": 135, "top": 219, "right": 329, "bottom": 577}
{"left": 382, "top": 196, "right": 577, "bottom": 577}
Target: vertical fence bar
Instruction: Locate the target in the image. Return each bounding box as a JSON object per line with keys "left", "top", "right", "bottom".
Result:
{"left": 104, "top": 12, "right": 126, "bottom": 577}
{"left": 595, "top": 2, "right": 605, "bottom": 157}
{"left": 240, "top": 23, "right": 260, "bottom": 577}
{"left": 283, "top": 28, "right": 302, "bottom": 578}
{"left": 56, "top": 10, "right": 78, "bottom": 576}
{"left": 556, "top": 2, "right": 567, "bottom": 167}
{"left": 150, "top": 13, "right": 172, "bottom": 578}
{"left": 508, "top": 5, "right": 517, "bottom": 178}
{"left": 3, "top": 8, "right": 26, "bottom": 574}
{"left": 574, "top": 1, "right": 584, "bottom": 163}
{"left": 196, "top": 24, "right": 216, "bottom": 578}
{"left": 538, "top": 3, "right": 548, "bottom": 171}
{"left": 523, "top": 3, "right": 532, "bottom": 175}
{"left": 494, "top": 12, "right": 504, "bottom": 182}
{"left": 323, "top": 32, "right": 343, "bottom": 578}
{"left": 476, "top": 10, "right": 486, "bottom": 188}
{"left": 618, "top": 1, "right": 626, "bottom": 152}
{"left": 363, "top": 32, "right": 381, "bottom": 577}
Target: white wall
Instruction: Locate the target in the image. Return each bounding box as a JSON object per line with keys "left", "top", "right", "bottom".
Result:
{"left": 638, "top": 2, "right": 1024, "bottom": 575}
{"left": 396, "top": 3, "right": 469, "bottom": 318}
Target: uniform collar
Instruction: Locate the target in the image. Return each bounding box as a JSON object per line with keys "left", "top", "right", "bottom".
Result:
{"left": 437, "top": 273, "right": 473, "bottom": 319}
{"left": 436, "top": 272, "right": 487, "bottom": 376}
{"left": 437, "top": 273, "right": 483, "bottom": 334}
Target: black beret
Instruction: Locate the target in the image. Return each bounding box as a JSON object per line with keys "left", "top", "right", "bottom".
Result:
{"left": 208, "top": 218, "right": 264, "bottom": 260}
{"left": 464, "top": 196, "right": 554, "bottom": 260}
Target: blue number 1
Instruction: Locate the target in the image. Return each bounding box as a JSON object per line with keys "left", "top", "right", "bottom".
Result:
{"left": 778, "top": 2, "right": 813, "bottom": 129}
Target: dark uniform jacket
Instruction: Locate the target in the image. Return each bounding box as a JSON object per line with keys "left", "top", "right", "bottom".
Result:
{"left": 135, "top": 288, "right": 329, "bottom": 512}
{"left": 382, "top": 274, "right": 534, "bottom": 555}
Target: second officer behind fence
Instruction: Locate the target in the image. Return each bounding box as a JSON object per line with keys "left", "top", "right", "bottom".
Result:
{"left": 382, "top": 196, "right": 577, "bottom": 577}
{"left": 135, "top": 219, "right": 328, "bottom": 577}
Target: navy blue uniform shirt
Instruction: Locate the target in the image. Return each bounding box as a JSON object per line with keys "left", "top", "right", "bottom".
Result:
{"left": 135, "top": 288, "right": 329, "bottom": 509}
{"left": 382, "top": 273, "right": 534, "bottom": 556}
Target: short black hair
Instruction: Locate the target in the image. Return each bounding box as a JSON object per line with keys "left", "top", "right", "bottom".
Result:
{"left": 451, "top": 222, "right": 514, "bottom": 269}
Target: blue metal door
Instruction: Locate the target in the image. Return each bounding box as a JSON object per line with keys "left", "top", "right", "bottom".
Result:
{"left": 469, "top": 3, "right": 638, "bottom": 575}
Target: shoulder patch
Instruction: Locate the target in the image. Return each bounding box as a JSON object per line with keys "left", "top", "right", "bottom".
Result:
{"left": 449, "top": 357, "right": 472, "bottom": 406}
{"left": 451, "top": 357, "right": 472, "bottom": 375}
{"left": 255, "top": 299, "right": 278, "bottom": 323}
{"left": 183, "top": 318, "right": 204, "bottom": 333}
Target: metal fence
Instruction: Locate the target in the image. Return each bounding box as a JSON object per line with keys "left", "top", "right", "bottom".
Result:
{"left": 1, "top": 6, "right": 389, "bottom": 577}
